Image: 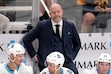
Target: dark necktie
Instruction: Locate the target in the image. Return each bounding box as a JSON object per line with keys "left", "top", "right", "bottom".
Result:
{"left": 55, "top": 24, "right": 60, "bottom": 37}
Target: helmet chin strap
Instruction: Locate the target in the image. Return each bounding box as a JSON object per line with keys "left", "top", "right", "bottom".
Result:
{"left": 9, "top": 57, "right": 17, "bottom": 69}
{"left": 9, "top": 57, "right": 19, "bottom": 74}
{"left": 53, "top": 66, "right": 60, "bottom": 74}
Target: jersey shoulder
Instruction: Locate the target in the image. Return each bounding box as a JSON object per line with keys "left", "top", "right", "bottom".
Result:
{"left": 83, "top": 67, "right": 98, "bottom": 74}
{"left": 61, "top": 67, "right": 74, "bottom": 74}
{"left": 19, "top": 63, "right": 33, "bottom": 74}
{"left": 40, "top": 68, "right": 49, "bottom": 74}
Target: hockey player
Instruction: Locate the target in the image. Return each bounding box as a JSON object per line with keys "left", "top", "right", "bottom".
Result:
{"left": 40, "top": 51, "right": 74, "bottom": 74}
{"left": 0, "top": 43, "right": 33, "bottom": 74}
{"left": 83, "top": 53, "right": 111, "bottom": 74}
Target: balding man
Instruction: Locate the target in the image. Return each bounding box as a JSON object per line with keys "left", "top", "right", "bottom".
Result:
{"left": 23, "top": 3, "right": 81, "bottom": 74}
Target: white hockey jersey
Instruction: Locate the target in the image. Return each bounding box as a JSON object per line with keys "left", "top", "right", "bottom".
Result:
{"left": 0, "top": 62, "right": 33, "bottom": 74}
{"left": 83, "top": 67, "right": 111, "bottom": 74}
{"left": 40, "top": 67, "right": 74, "bottom": 74}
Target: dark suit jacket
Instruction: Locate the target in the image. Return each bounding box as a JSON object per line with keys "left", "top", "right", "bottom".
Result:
{"left": 23, "top": 19, "right": 81, "bottom": 67}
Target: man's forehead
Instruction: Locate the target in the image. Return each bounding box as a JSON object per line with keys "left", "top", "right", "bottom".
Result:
{"left": 50, "top": 4, "right": 62, "bottom": 10}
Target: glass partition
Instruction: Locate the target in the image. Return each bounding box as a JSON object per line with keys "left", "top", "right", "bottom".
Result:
{"left": 0, "top": 0, "right": 111, "bottom": 34}
{"left": 0, "top": 0, "right": 32, "bottom": 34}
{"left": 59, "top": 0, "right": 111, "bottom": 33}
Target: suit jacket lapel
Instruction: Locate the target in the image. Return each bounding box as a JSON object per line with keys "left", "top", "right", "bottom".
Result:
{"left": 62, "top": 20, "right": 67, "bottom": 44}
{"left": 47, "top": 20, "right": 54, "bottom": 45}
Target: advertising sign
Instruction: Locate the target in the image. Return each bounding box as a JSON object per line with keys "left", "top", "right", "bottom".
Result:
{"left": 0, "top": 33, "right": 111, "bottom": 74}
{"left": 75, "top": 33, "right": 111, "bottom": 73}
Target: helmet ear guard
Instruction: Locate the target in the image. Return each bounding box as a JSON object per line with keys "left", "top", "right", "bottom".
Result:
{"left": 46, "top": 52, "right": 65, "bottom": 67}
{"left": 7, "top": 43, "right": 25, "bottom": 57}
{"left": 97, "top": 53, "right": 111, "bottom": 63}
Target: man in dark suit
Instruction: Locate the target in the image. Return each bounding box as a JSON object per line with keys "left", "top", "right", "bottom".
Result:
{"left": 22, "top": 3, "right": 81, "bottom": 74}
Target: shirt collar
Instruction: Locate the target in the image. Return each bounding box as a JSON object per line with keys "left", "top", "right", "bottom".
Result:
{"left": 51, "top": 19, "right": 63, "bottom": 27}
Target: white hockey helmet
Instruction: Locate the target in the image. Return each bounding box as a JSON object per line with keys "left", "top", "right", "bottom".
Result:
{"left": 46, "top": 52, "right": 65, "bottom": 67}
{"left": 7, "top": 43, "right": 25, "bottom": 57}
{"left": 97, "top": 53, "right": 111, "bottom": 63}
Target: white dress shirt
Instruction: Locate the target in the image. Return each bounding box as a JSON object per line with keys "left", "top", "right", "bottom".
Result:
{"left": 51, "top": 19, "right": 63, "bottom": 37}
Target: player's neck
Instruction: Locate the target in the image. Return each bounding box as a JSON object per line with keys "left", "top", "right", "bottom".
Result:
{"left": 8, "top": 61, "right": 17, "bottom": 70}
{"left": 54, "top": 69, "right": 60, "bottom": 74}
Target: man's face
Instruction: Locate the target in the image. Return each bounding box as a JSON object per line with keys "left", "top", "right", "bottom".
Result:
{"left": 49, "top": 4, "right": 63, "bottom": 23}
{"left": 47, "top": 62, "right": 56, "bottom": 73}
{"left": 47, "top": 62, "right": 60, "bottom": 74}
{"left": 15, "top": 54, "right": 24, "bottom": 66}
{"left": 97, "top": 62, "right": 110, "bottom": 74}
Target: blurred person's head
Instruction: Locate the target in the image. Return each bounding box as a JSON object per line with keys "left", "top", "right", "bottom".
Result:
{"left": 49, "top": 3, "right": 63, "bottom": 23}
{"left": 0, "top": 14, "right": 10, "bottom": 33}
{"left": 46, "top": 51, "right": 65, "bottom": 74}
{"left": 7, "top": 43, "right": 25, "bottom": 69}
{"left": 97, "top": 53, "right": 111, "bottom": 74}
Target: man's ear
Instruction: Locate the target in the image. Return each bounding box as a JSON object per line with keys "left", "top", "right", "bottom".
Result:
{"left": 10, "top": 54, "right": 15, "bottom": 60}
{"left": 56, "top": 64, "right": 60, "bottom": 69}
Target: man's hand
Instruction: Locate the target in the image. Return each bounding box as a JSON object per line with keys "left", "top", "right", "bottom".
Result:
{"left": 95, "top": 6, "right": 102, "bottom": 12}
{"left": 105, "top": 8, "right": 111, "bottom": 12}
{"left": 33, "top": 55, "right": 39, "bottom": 63}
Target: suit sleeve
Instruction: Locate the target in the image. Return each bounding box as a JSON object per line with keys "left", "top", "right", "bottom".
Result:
{"left": 71, "top": 23, "right": 81, "bottom": 60}
{"left": 22, "top": 22, "right": 41, "bottom": 58}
